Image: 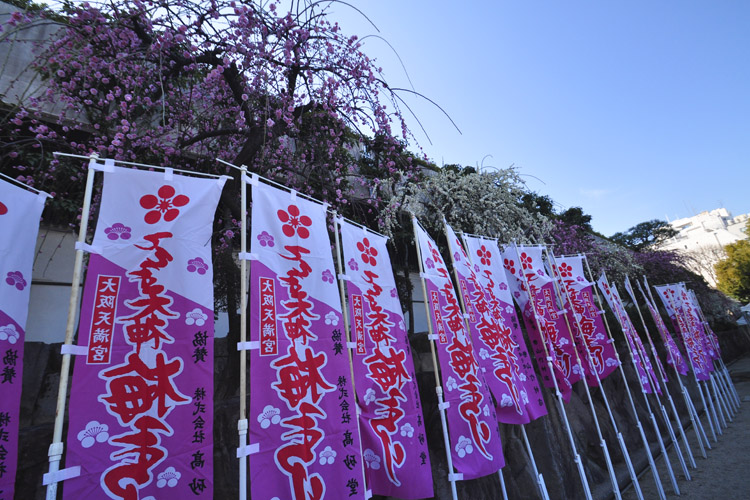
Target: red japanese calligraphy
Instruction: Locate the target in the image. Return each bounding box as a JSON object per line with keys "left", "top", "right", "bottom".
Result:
{"left": 370, "top": 388, "right": 407, "bottom": 486}
{"left": 99, "top": 228, "right": 189, "bottom": 500}
{"left": 102, "top": 351, "right": 188, "bottom": 424}
{"left": 275, "top": 402, "right": 327, "bottom": 500}
{"left": 429, "top": 290, "right": 447, "bottom": 344}
{"left": 271, "top": 229, "right": 335, "bottom": 499}
{"left": 351, "top": 294, "right": 366, "bottom": 355}
{"left": 102, "top": 416, "right": 169, "bottom": 500}
{"left": 120, "top": 232, "right": 177, "bottom": 351}
{"left": 260, "top": 277, "right": 278, "bottom": 356}
{"left": 468, "top": 274, "right": 522, "bottom": 415}
{"left": 87, "top": 275, "right": 121, "bottom": 364}
{"left": 272, "top": 345, "right": 334, "bottom": 409}
{"left": 279, "top": 245, "right": 319, "bottom": 343}
{"left": 360, "top": 266, "right": 409, "bottom": 486}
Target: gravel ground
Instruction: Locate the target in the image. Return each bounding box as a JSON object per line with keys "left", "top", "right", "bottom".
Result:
{"left": 621, "top": 356, "right": 750, "bottom": 500}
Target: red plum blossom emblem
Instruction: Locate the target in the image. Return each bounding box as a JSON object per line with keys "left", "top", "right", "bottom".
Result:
{"left": 357, "top": 237, "right": 378, "bottom": 266}
{"left": 476, "top": 245, "right": 492, "bottom": 266}
{"left": 558, "top": 262, "right": 572, "bottom": 278}
{"left": 139, "top": 185, "right": 189, "bottom": 224}
{"left": 0, "top": 201, "right": 7, "bottom": 215}
{"left": 277, "top": 204, "right": 312, "bottom": 238}
{"left": 503, "top": 258, "right": 516, "bottom": 275}
{"left": 520, "top": 252, "right": 532, "bottom": 270}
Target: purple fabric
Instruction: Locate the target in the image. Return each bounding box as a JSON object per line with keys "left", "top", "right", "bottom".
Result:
{"left": 654, "top": 285, "right": 712, "bottom": 381}
{"left": 640, "top": 281, "right": 689, "bottom": 376}
{"left": 501, "top": 246, "right": 574, "bottom": 403}
{"left": 64, "top": 167, "right": 224, "bottom": 499}
{"left": 596, "top": 277, "right": 657, "bottom": 394}
{"left": 463, "top": 236, "right": 546, "bottom": 421}
{"left": 339, "top": 221, "right": 432, "bottom": 499}
{"left": 553, "top": 256, "right": 619, "bottom": 386}
{"left": 445, "top": 226, "right": 534, "bottom": 425}
{"left": 414, "top": 221, "right": 504, "bottom": 479}
{"left": 248, "top": 183, "right": 365, "bottom": 499}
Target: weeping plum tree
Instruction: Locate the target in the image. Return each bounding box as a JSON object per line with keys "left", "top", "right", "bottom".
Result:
{"left": 4, "top": 0, "right": 431, "bottom": 386}
{"left": 1, "top": 0, "right": 426, "bottom": 393}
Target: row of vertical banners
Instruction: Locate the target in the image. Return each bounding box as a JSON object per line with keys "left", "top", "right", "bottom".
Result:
{"left": 0, "top": 159, "right": 733, "bottom": 500}
{"left": 0, "top": 180, "right": 47, "bottom": 499}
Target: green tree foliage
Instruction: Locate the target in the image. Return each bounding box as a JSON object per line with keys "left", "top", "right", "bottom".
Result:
{"left": 519, "top": 191, "right": 556, "bottom": 219}
{"left": 715, "top": 239, "right": 750, "bottom": 303}
{"left": 558, "top": 206, "right": 592, "bottom": 231}
{"left": 610, "top": 219, "right": 678, "bottom": 251}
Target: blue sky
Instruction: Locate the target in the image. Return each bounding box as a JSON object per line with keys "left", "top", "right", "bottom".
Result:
{"left": 331, "top": 1, "right": 750, "bottom": 236}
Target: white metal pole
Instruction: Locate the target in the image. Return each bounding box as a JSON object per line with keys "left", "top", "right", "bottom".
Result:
{"left": 499, "top": 468, "right": 509, "bottom": 500}
{"left": 239, "top": 165, "right": 248, "bottom": 500}
{"left": 698, "top": 379, "right": 719, "bottom": 439}
{"left": 412, "top": 217, "right": 459, "bottom": 500}
{"left": 685, "top": 387, "right": 711, "bottom": 451}
{"left": 642, "top": 279, "right": 702, "bottom": 465}
{"left": 45, "top": 155, "right": 98, "bottom": 500}
{"left": 661, "top": 289, "right": 719, "bottom": 443}
{"left": 512, "top": 243, "right": 592, "bottom": 500}
{"left": 627, "top": 279, "right": 691, "bottom": 480}
{"left": 609, "top": 278, "right": 680, "bottom": 495}
{"left": 521, "top": 425, "right": 551, "bottom": 500}
{"left": 545, "top": 251, "right": 624, "bottom": 500}
{"left": 715, "top": 362, "right": 739, "bottom": 411}
{"left": 717, "top": 362, "right": 740, "bottom": 409}
{"left": 709, "top": 375, "right": 729, "bottom": 427}
{"left": 584, "top": 261, "right": 666, "bottom": 500}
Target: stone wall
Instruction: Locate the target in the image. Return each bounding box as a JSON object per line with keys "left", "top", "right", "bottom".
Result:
{"left": 15, "top": 328, "right": 750, "bottom": 499}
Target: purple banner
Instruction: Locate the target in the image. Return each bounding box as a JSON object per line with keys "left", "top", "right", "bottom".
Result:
{"left": 463, "top": 236, "right": 546, "bottom": 421}
{"left": 249, "top": 181, "right": 365, "bottom": 499}
{"left": 446, "top": 226, "right": 542, "bottom": 425}
{"left": 597, "top": 276, "right": 657, "bottom": 394}
{"left": 654, "top": 284, "right": 710, "bottom": 380}
{"left": 414, "top": 220, "right": 504, "bottom": 479}
{"left": 0, "top": 180, "right": 46, "bottom": 500}
{"left": 64, "top": 167, "right": 225, "bottom": 499}
{"left": 338, "top": 219, "right": 432, "bottom": 499}
{"left": 553, "top": 256, "right": 619, "bottom": 386}
{"left": 501, "top": 246, "right": 577, "bottom": 402}
{"left": 640, "top": 278, "right": 689, "bottom": 376}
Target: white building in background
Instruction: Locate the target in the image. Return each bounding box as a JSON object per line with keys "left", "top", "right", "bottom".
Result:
{"left": 658, "top": 208, "right": 749, "bottom": 286}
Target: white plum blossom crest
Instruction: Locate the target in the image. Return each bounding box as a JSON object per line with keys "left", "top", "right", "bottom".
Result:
{"left": 455, "top": 436, "right": 474, "bottom": 458}
{"left": 446, "top": 376, "right": 458, "bottom": 391}
{"left": 156, "top": 466, "right": 180, "bottom": 488}
{"left": 364, "top": 449, "right": 381, "bottom": 470}
{"left": 500, "top": 394, "right": 514, "bottom": 407}
{"left": 400, "top": 422, "right": 414, "bottom": 437}
{"left": 0, "top": 324, "right": 19, "bottom": 344}
{"left": 521, "top": 390, "right": 529, "bottom": 404}
{"left": 257, "top": 405, "right": 281, "bottom": 429}
{"left": 318, "top": 446, "right": 336, "bottom": 465}
{"left": 324, "top": 311, "right": 339, "bottom": 326}
{"left": 185, "top": 308, "right": 207, "bottom": 326}
{"left": 77, "top": 420, "right": 109, "bottom": 448}
{"left": 364, "top": 388, "right": 377, "bottom": 405}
